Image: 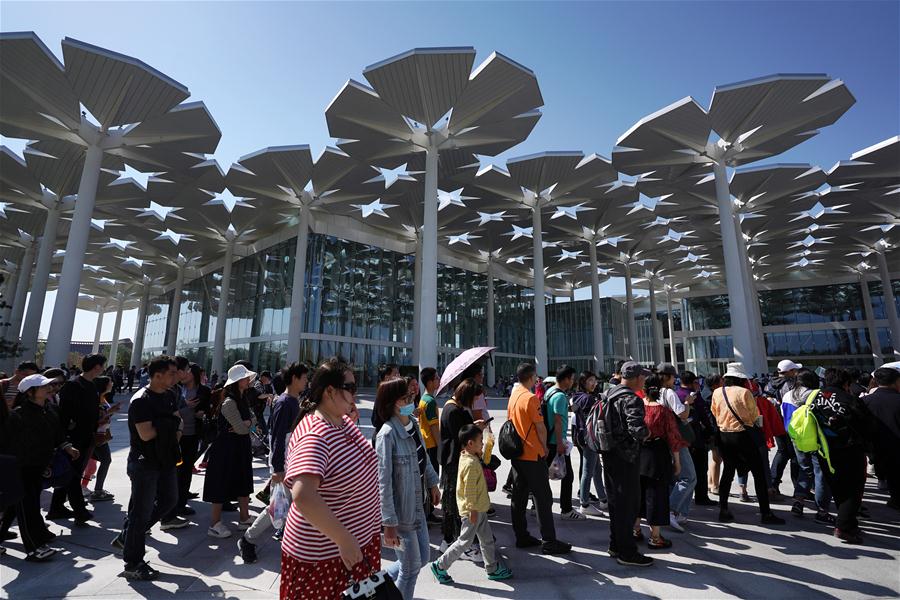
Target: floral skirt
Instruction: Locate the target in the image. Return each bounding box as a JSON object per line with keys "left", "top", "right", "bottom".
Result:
{"left": 280, "top": 534, "right": 381, "bottom": 600}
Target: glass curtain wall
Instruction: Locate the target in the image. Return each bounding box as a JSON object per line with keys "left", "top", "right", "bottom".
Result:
{"left": 141, "top": 291, "right": 173, "bottom": 360}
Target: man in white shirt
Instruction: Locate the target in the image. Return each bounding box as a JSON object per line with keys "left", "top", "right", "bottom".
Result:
{"left": 658, "top": 363, "right": 695, "bottom": 532}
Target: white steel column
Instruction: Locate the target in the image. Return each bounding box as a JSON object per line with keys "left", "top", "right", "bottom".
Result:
{"left": 286, "top": 205, "right": 310, "bottom": 363}
{"left": 859, "top": 274, "right": 883, "bottom": 367}
{"left": 623, "top": 262, "right": 637, "bottom": 359}
{"left": 588, "top": 241, "right": 604, "bottom": 375}
{"left": 735, "top": 217, "right": 767, "bottom": 375}
{"left": 876, "top": 250, "right": 900, "bottom": 358}
{"left": 130, "top": 284, "right": 150, "bottom": 369}
{"left": 0, "top": 265, "right": 20, "bottom": 332}
{"left": 412, "top": 232, "right": 423, "bottom": 366}
{"left": 109, "top": 295, "right": 124, "bottom": 366}
{"left": 44, "top": 143, "right": 104, "bottom": 366}
{"left": 418, "top": 143, "right": 439, "bottom": 372}
{"left": 20, "top": 202, "right": 62, "bottom": 355}
{"left": 212, "top": 238, "right": 237, "bottom": 376}
{"left": 666, "top": 289, "right": 678, "bottom": 368}
{"left": 165, "top": 261, "right": 186, "bottom": 356}
{"left": 91, "top": 311, "right": 105, "bottom": 353}
{"left": 486, "top": 258, "right": 495, "bottom": 387}
{"left": 713, "top": 161, "right": 758, "bottom": 371}
{"left": 648, "top": 277, "right": 660, "bottom": 364}
{"left": 532, "top": 206, "right": 548, "bottom": 373}
{"left": 7, "top": 240, "right": 36, "bottom": 341}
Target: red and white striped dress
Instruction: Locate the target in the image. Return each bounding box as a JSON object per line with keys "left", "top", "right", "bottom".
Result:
{"left": 280, "top": 413, "right": 380, "bottom": 600}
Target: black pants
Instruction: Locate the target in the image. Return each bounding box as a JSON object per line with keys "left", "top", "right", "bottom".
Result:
{"left": 691, "top": 446, "right": 712, "bottom": 501}
{"left": 545, "top": 452, "right": 574, "bottom": 513}
{"left": 253, "top": 405, "right": 268, "bottom": 436}
{"left": 640, "top": 475, "right": 670, "bottom": 526}
{"left": 441, "top": 463, "right": 461, "bottom": 544}
{"left": 123, "top": 460, "right": 178, "bottom": 568}
{"left": 93, "top": 443, "right": 112, "bottom": 491}
{"left": 510, "top": 458, "right": 557, "bottom": 544}
{"left": 50, "top": 448, "right": 89, "bottom": 515}
{"left": 164, "top": 434, "right": 199, "bottom": 520}
{"left": 770, "top": 434, "right": 798, "bottom": 489}
{"left": 822, "top": 446, "right": 866, "bottom": 533}
{"left": 718, "top": 430, "right": 771, "bottom": 514}
{"left": 16, "top": 467, "right": 51, "bottom": 553}
{"left": 602, "top": 451, "right": 641, "bottom": 559}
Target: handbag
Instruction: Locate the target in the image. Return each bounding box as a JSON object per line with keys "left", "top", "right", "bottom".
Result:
{"left": 722, "top": 387, "right": 763, "bottom": 446}
{"left": 94, "top": 430, "right": 112, "bottom": 446}
{"left": 42, "top": 449, "right": 73, "bottom": 490}
{"left": 677, "top": 419, "right": 696, "bottom": 445}
{"left": 483, "top": 466, "right": 497, "bottom": 492}
{"left": 340, "top": 558, "right": 402, "bottom": 600}
{"left": 498, "top": 394, "right": 535, "bottom": 460}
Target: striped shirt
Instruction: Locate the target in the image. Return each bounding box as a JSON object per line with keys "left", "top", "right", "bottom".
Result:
{"left": 282, "top": 413, "right": 380, "bottom": 562}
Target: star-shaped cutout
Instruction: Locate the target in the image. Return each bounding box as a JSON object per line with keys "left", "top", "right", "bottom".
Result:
{"left": 447, "top": 233, "right": 481, "bottom": 246}
{"left": 596, "top": 235, "right": 630, "bottom": 248}
{"left": 437, "top": 188, "right": 476, "bottom": 211}
{"left": 506, "top": 255, "right": 527, "bottom": 265}
{"left": 788, "top": 234, "right": 834, "bottom": 249}
{"left": 0, "top": 202, "right": 28, "bottom": 220}
{"left": 365, "top": 164, "right": 421, "bottom": 189}
{"left": 505, "top": 225, "right": 533, "bottom": 241}
{"left": 90, "top": 218, "right": 120, "bottom": 232}
{"left": 101, "top": 237, "right": 136, "bottom": 252}
{"left": 469, "top": 211, "right": 507, "bottom": 226}
{"left": 351, "top": 199, "right": 397, "bottom": 219}
{"left": 129, "top": 201, "right": 185, "bottom": 222}
{"left": 659, "top": 228, "right": 695, "bottom": 244}
{"left": 122, "top": 257, "right": 151, "bottom": 269}
{"left": 110, "top": 164, "right": 165, "bottom": 191}
{"left": 557, "top": 249, "right": 583, "bottom": 262}
{"left": 790, "top": 201, "right": 849, "bottom": 222}
{"left": 153, "top": 228, "right": 195, "bottom": 246}
{"left": 205, "top": 189, "right": 254, "bottom": 214}
{"left": 622, "top": 194, "right": 675, "bottom": 215}
{"left": 550, "top": 203, "right": 594, "bottom": 220}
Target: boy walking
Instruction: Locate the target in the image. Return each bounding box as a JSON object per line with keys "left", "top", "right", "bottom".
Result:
{"left": 431, "top": 425, "right": 512, "bottom": 584}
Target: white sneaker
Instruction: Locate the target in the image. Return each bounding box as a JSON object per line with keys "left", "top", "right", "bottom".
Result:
{"left": 207, "top": 522, "right": 232, "bottom": 539}
{"left": 461, "top": 547, "right": 482, "bottom": 562}
{"left": 676, "top": 513, "right": 688, "bottom": 525}
{"left": 561, "top": 509, "right": 586, "bottom": 521}
{"left": 595, "top": 499, "right": 609, "bottom": 510}
{"left": 237, "top": 517, "right": 255, "bottom": 530}
{"left": 439, "top": 540, "right": 449, "bottom": 553}
{"left": 581, "top": 504, "right": 604, "bottom": 517}
{"left": 669, "top": 513, "right": 685, "bottom": 532}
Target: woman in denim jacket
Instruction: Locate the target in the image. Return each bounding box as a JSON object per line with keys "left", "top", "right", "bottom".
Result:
{"left": 375, "top": 378, "right": 441, "bottom": 600}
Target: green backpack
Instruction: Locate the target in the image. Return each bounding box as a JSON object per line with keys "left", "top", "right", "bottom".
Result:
{"left": 788, "top": 389, "right": 834, "bottom": 473}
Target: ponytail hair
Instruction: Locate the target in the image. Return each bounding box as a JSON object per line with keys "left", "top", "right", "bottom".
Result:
{"left": 296, "top": 356, "right": 351, "bottom": 426}
{"left": 643, "top": 373, "right": 663, "bottom": 402}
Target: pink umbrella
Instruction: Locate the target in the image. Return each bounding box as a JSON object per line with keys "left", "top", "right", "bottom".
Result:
{"left": 435, "top": 346, "right": 496, "bottom": 397}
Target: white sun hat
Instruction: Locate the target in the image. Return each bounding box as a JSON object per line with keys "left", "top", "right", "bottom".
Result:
{"left": 724, "top": 362, "right": 750, "bottom": 380}
{"left": 17, "top": 373, "right": 56, "bottom": 393}
{"left": 777, "top": 359, "right": 803, "bottom": 373}
{"left": 224, "top": 364, "right": 257, "bottom": 387}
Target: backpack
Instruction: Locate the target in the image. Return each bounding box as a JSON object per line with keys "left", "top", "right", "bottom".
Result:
{"left": 584, "top": 386, "right": 630, "bottom": 453}
{"left": 540, "top": 386, "right": 566, "bottom": 439}
{"left": 788, "top": 389, "right": 834, "bottom": 473}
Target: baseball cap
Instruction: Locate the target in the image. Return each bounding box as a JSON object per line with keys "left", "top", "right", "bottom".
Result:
{"left": 777, "top": 359, "right": 803, "bottom": 373}
{"left": 657, "top": 362, "right": 678, "bottom": 376}
{"left": 621, "top": 361, "right": 651, "bottom": 380}
{"left": 17, "top": 374, "right": 57, "bottom": 393}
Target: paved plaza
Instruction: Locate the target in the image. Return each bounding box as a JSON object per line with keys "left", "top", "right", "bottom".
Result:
{"left": 1, "top": 393, "right": 899, "bottom": 600}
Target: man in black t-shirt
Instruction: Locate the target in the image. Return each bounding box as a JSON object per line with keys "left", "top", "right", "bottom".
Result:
{"left": 116, "top": 356, "right": 182, "bottom": 581}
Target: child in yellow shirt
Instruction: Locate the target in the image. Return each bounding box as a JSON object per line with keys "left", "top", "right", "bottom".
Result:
{"left": 430, "top": 424, "right": 512, "bottom": 583}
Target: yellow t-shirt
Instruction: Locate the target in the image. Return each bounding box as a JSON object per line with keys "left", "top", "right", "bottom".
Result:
{"left": 418, "top": 393, "right": 439, "bottom": 449}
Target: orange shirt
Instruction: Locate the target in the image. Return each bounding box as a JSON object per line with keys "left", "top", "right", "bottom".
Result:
{"left": 507, "top": 383, "right": 544, "bottom": 461}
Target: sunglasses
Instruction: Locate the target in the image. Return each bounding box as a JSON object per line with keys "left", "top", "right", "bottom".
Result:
{"left": 341, "top": 382, "right": 358, "bottom": 396}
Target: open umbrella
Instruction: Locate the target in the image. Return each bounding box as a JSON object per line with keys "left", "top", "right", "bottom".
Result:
{"left": 435, "top": 346, "right": 496, "bottom": 397}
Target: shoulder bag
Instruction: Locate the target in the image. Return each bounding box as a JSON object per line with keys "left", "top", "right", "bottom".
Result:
{"left": 498, "top": 393, "right": 535, "bottom": 460}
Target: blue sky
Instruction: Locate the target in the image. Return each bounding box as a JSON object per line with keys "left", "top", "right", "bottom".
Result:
{"left": 3, "top": 1, "right": 898, "bottom": 342}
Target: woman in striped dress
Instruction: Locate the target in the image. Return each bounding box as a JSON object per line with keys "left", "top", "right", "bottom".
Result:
{"left": 280, "top": 357, "right": 380, "bottom": 600}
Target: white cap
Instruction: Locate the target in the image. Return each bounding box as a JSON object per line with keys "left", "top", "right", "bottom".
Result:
{"left": 224, "top": 364, "right": 256, "bottom": 387}
{"left": 17, "top": 374, "right": 56, "bottom": 393}
{"left": 777, "top": 359, "right": 803, "bottom": 374}
{"left": 724, "top": 362, "right": 750, "bottom": 380}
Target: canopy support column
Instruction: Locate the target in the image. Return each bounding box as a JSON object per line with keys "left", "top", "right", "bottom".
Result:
{"left": 110, "top": 295, "right": 124, "bottom": 365}
{"left": 589, "top": 241, "right": 604, "bottom": 375}
{"left": 859, "top": 274, "right": 883, "bottom": 367}
{"left": 21, "top": 202, "right": 62, "bottom": 356}
{"left": 166, "top": 261, "right": 186, "bottom": 356}
{"left": 877, "top": 250, "right": 900, "bottom": 358}
{"left": 412, "top": 231, "right": 423, "bottom": 367}
{"left": 418, "top": 143, "right": 439, "bottom": 372}
{"left": 130, "top": 284, "right": 150, "bottom": 369}
{"left": 92, "top": 311, "right": 105, "bottom": 354}
{"left": 648, "top": 277, "right": 660, "bottom": 364}
{"left": 532, "top": 205, "right": 548, "bottom": 373}
{"left": 212, "top": 238, "right": 236, "bottom": 376}
{"left": 666, "top": 289, "right": 678, "bottom": 368}
{"left": 623, "top": 261, "right": 636, "bottom": 360}
{"left": 7, "top": 240, "right": 36, "bottom": 343}
{"left": 286, "top": 205, "right": 310, "bottom": 364}
{"left": 486, "top": 258, "right": 495, "bottom": 387}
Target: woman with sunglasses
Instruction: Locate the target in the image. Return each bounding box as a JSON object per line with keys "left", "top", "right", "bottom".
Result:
{"left": 375, "top": 379, "right": 441, "bottom": 600}
{"left": 280, "top": 357, "right": 380, "bottom": 600}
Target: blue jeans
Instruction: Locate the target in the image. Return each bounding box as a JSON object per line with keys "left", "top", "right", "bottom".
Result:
{"left": 579, "top": 447, "right": 607, "bottom": 505}
{"left": 122, "top": 460, "right": 177, "bottom": 568}
{"left": 669, "top": 446, "right": 697, "bottom": 516}
{"left": 385, "top": 519, "right": 431, "bottom": 600}
{"left": 795, "top": 449, "right": 832, "bottom": 512}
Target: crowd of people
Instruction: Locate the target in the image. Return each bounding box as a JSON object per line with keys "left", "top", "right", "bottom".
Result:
{"left": 0, "top": 351, "right": 898, "bottom": 599}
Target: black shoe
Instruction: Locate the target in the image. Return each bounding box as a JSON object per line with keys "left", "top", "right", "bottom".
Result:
{"left": 791, "top": 501, "right": 804, "bottom": 516}
{"left": 515, "top": 535, "right": 542, "bottom": 549}
{"left": 111, "top": 533, "right": 125, "bottom": 550}
{"left": 487, "top": 506, "right": 496, "bottom": 517}
{"left": 187, "top": 492, "right": 200, "bottom": 499}
{"left": 695, "top": 498, "right": 717, "bottom": 506}
{"left": 607, "top": 547, "right": 619, "bottom": 558}
{"left": 177, "top": 506, "right": 197, "bottom": 516}
{"left": 222, "top": 502, "right": 238, "bottom": 512}
{"left": 616, "top": 553, "right": 654, "bottom": 567}
{"left": 814, "top": 511, "right": 836, "bottom": 525}
{"left": 1, "top": 531, "right": 16, "bottom": 541}
{"left": 761, "top": 512, "right": 786, "bottom": 525}
{"left": 541, "top": 540, "right": 572, "bottom": 555}
{"left": 73, "top": 511, "right": 93, "bottom": 524}
{"left": 589, "top": 493, "right": 599, "bottom": 502}
{"left": 425, "top": 513, "right": 442, "bottom": 525}
{"left": 238, "top": 535, "right": 258, "bottom": 564}
{"left": 120, "top": 562, "right": 159, "bottom": 580}
{"left": 502, "top": 484, "right": 513, "bottom": 496}
{"left": 718, "top": 510, "right": 735, "bottom": 522}
{"left": 858, "top": 506, "right": 871, "bottom": 520}
{"left": 46, "top": 507, "right": 75, "bottom": 520}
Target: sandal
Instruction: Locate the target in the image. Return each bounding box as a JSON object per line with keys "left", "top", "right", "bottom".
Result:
{"left": 648, "top": 536, "right": 672, "bottom": 549}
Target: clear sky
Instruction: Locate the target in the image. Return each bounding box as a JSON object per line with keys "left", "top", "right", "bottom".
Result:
{"left": 3, "top": 1, "right": 898, "bottom": 342}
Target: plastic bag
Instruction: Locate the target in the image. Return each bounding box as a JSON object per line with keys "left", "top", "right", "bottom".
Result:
{"left": 548, "top": 454, "right": 567, "bottom": 481}
{"left": 269, "top": 483, "right": 290, "bottom": 529}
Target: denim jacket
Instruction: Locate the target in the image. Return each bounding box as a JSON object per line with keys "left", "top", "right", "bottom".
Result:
{"left": 376, "top": 416, "right": 439, "bottom": 529}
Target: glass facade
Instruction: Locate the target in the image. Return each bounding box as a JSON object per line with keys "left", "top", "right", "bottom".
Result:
{"left": 759, "top": 283, "right": 863, "bottom": 325}
{"left": 868, "top": 279, "right": 900, "bottom": 321}
{"left": 544, "top": 298, "right": 627, "bottom": 377}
